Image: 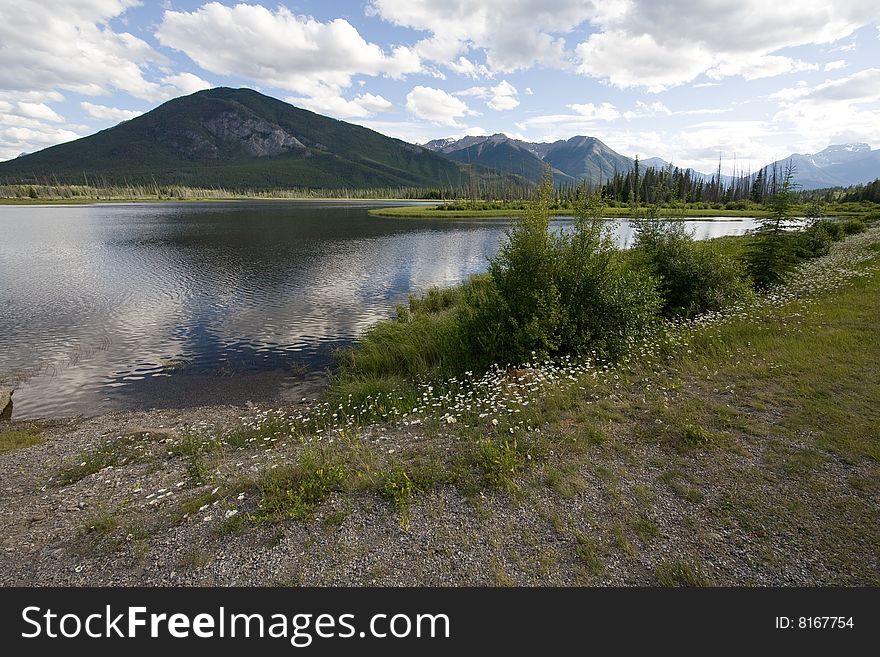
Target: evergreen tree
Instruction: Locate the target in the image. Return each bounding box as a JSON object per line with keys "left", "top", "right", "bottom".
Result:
{"left": 746, "top": 161, "right": 799, "bottom": 289}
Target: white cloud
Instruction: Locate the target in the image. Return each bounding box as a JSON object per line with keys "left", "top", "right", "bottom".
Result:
{"left": 623, "top": 101, "right": 670, "bottom": 120}
{"left": 447, "top": 57, "right": 492, "bottom": 79}
{"left": 0, "top": 94, "right": 76, "bottom": 160}
{"left": 600, "top": 121, "right": 781, "bottom": 174}
{"left": 405, "top": 86, "right": 476, "bottom": 127}
{"left": 772, "top": 68, "right": 880, "bottom": 150}
{"left": 13, "top": 102, "right": 64, "bottom": 123}
{"left": 156, "top": 3, "right": 421, "bottom": 100}
{"left": 624, "top": 101, "right": 730, "bottom": 120}
{"left": 0, "top": 124, "right": 81, "bottom": 161}
{"left": 575, "top": 1, "right": 880, "bottom": 90}
{"left": 0, "top": 0, "right": 170, "bottom": 101}
{"left": 514, "top": 102, "right": 621, "bottom": 133}
{"left": 160, "top": 73, "right": 214, "bottom": 97}
{"left": 824, "top": 60, "right": 847, "bottom": 71}
{"left": 80, "top": 102, "right": 143, "bottom": 122}
{"left": 708, "top": 55, "right": 818, "bottom": 81}
{"left": 358, "top": 119, "right": 487, "bottom": 146}
{"left": 567, "top": 102, "right": 620, "bottom": 121}
{"left": 287, "top": 92, "right": 394, "bottom": 119}
{"left": 576, "top": 32, "right": 708, "bottom": 91}
{"left": 368, "top": 0, "right": 594, "bottom": 72}
{"left": 457, "top": 80, "right": 520, "bottom": 111}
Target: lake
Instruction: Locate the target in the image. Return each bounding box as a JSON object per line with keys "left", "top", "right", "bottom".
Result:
{"left": 0, "top": 201, "right": 761, "bottom": 418}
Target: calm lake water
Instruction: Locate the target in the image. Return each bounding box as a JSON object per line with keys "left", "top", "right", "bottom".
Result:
{"left": 0, "top": 201, "right": 760, "bottom": 418}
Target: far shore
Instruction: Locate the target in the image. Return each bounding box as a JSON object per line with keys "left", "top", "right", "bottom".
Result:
{"left": 0, "top": 196, "right": 439, "bottom": 206}
{"left": 368, "top": 205, "right": 775, "bottom": 220}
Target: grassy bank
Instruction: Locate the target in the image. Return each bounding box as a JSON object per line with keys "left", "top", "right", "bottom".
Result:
{"left": 369, "top": 204, "right": 771, "bottom": 219}
{"left": 369, "top": 201, "right": 880, "bottom": 220}
{"left": 0, "top": 182, "right": 445, "bottom": 205}
{"left": 5, "top": 224, "right": 874, "bottom": 585}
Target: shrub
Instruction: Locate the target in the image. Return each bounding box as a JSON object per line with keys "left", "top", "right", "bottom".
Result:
{"left": 633, "top": 220, "right": 752, "bottom": 318}
{"left": 746, "top": 163, "right": 800, "bottom": 289}
{"left": 405, "top": 285, "right": 459, "bottom": 317}
{"left": 792, "top": 223, "right": 834, "bottom": 259}
{"left": 475, "top": 180, "right": 567, "bottom": 363}
{"left": 461, "top": 186, "right": 662, "bottom": 366}
{"left": 842, "top": 219, "right": 866, "bottom": 235}
{"left": 254, "top": 449, "right": 345, "bottom": 521}
{"left": 814, "top": 219, "right": 844, "bottom": 241}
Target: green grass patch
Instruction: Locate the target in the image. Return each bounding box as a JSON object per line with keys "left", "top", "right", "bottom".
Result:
{"left": 379, "top": 465, "right": 415, "bottom": 529}
{"left": 574, "top": 532, "right": 605, "bottom": 576}
{"left": 655, "top": 561, "right": 711, "bottom": 586}
{"left": 56, "top": 438, "right": 127, "bottom": 485}
{"left": 251, "top": 449, "right": 346, "bottom": 522}
{"left": 0, "top": 426, "right": 44, "bottom": 453}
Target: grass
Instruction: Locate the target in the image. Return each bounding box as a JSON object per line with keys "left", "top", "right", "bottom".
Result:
{"left": 574, "top": 532, "right": 605, "bottom": 577}
{"left": 0, "top": 426, "right": 44, "bottom": 453}
{"left": 55, "top": 438, "right": 127, "bottom": 485}
{"left": 655, "top": 561, "right": 711, "bottom": 587}
{"left": 78, "top": 510, "right": 119, "bottom": 537}
{"left": 368, "top": 204, "right": 775, "bottom": 219}
{"left": 251, "top": 448, "right": 346, "bottom": 522}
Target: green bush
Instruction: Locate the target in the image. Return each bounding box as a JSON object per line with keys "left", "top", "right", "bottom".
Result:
{"left": 401, "top": 285, "right": 461, "bottom": 319}
{"left": 473, "top": 182, "right": 567, "bottom": 363}
{"left": 461, "top": 188, "right": 662, "bottom": 366}
{"left": 842, "top": 219, "right": 866, "bottom": 235}
{"left": 792, "top": 223, "right": 834, "bottom": 259}
{"left": 814, "top": 219, "right": 844, "bottom": 241}
{"left": 633, "top": 220, "right": 753, "bottom": 318}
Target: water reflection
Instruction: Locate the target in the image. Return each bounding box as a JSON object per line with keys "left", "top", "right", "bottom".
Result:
{"left": 0, "top": 202, "right": 760, "bottom": 418}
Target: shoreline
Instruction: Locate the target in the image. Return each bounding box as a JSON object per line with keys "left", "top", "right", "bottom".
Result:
{"left": 368, "top": 205, "right": 774, "bottom": 220}
{"left": 2, "top": 227, "right": 878, "bottom": 586}
{"left": 0, "top": 197, "right": 440, "bottom": 207}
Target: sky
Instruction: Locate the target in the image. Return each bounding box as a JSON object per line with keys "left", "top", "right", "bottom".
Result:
{"left": 1, "top": 0, "right": 879, "bottom": 174}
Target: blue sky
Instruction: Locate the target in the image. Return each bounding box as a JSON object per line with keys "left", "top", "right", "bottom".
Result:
{"left": 1, "top": 1, "right": 878, "bottom": 173}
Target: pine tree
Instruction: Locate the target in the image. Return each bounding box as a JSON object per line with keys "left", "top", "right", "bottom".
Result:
{"left": 746, "top": 161, "right": 799, "bottom": 289}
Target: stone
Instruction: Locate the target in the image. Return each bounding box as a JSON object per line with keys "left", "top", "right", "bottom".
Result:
{"left": 0, "top": 387, "right": 13, "bottom": 421}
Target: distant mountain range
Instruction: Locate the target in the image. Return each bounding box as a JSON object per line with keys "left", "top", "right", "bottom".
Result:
{"left": 423, "top": 133, "right": 632, "bottom": 185}
{"left": 0, "top": 88, "right": 472, "bottom": 189}
{"left": 759, "top": 144, "right": 880, "bottom": 190}
{"left": 0, "top": 87, "right": 877, "bottom": 192}
{"left": 425, "top": 134, "right": 880, "bottom": 190}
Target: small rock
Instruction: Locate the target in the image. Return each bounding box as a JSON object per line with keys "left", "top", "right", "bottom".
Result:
{"left": 0, "top": 387, "right": 13, "bottom": 421}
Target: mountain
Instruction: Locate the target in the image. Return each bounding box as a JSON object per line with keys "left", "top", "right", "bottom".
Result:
{"left": 640, "top": 156, "right": 672, "bottom": 170}
{"left": 542, "top": 136, "right": 633, "bottom": 183}
{"left": 423, "top": 133, "right": 631, "bottom": 184}
{"left": 0, "top": 87, "right": 468, "bottom": 189}
{"left": 426, "top": 134, "right": 575, "bottom": 185}
{"left": 763, "top": 143, "right": 880, "bottom": 190}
